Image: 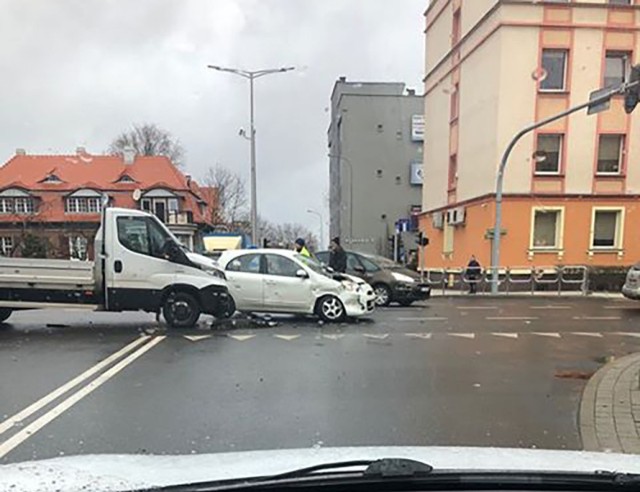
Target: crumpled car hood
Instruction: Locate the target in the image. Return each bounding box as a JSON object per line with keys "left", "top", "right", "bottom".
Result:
{"left": 2, "top": 446, "right": 640, "bottom": 492}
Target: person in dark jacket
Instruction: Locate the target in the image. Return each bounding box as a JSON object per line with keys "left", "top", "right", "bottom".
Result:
{"left": 329, "top": 237, "right": 347, "bottom": 273}
{"left": 465, "top": 255, "right": 482, "bottom": 294}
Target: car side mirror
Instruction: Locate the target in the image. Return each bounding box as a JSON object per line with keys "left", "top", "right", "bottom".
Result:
{"left": 325, "top": 266, "right": 335, "bottom": 273}
{"left": 296, "top": 269, "right": 309, "bottom": 279}
{"left": 354, "top": 265, "right": 365, "bottom": 274}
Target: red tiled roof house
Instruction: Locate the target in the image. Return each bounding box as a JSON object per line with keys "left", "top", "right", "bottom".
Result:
{"left": 0, "top": 148, "right": 216, "bottom": 259}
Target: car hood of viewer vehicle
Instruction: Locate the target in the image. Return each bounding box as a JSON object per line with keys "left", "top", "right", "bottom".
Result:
{"left": 2, "top": 446, "right": 640, "bottom": 492}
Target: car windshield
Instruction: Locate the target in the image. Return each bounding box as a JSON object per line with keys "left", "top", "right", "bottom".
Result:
{"left": 4, "top": 1, "right": 640, "bottom": 489}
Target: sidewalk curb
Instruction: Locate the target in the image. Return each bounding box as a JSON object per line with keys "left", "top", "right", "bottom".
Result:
{"left": 579, "top": 352, "right": 640, "bottom": 453}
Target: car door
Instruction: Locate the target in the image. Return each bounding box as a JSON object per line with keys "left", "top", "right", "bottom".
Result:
{"left": 106, "top": 212, "right": 177, "bottom": 311}
{"left": 263, "top": 254, "right": 314, "bottom": 312}
{"left": 224, "top": 253, "right": 264, "bottom": 311}
{"left": 345, "top": 253, "right": 367, "bottom": 279}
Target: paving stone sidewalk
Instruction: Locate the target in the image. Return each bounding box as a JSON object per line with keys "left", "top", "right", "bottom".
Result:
{"left": 580, "top": 353, "right": 640, "bottom": 453}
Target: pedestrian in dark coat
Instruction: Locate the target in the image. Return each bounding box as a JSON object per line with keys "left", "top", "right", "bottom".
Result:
{"left": 465, "top": 255, "right": 482, "bottom": 294}
{"left": 329, "top": 237, "right": 347, "bottom": 273}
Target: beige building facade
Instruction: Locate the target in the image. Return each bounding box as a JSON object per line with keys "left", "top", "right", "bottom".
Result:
{"left": 421, "top": 0, "right": 640, "bottom": 270}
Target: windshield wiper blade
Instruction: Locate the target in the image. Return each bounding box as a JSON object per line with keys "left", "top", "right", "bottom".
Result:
{"left": 269, "top": 458, "right": 433, "bottom": 480}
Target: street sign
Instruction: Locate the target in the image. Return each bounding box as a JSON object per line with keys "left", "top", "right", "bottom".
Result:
{"left": 410, "top": 162, "right": 424, "bottom": 185}
{"left": 587, "top": 88, "right": 612, "bottom": 115}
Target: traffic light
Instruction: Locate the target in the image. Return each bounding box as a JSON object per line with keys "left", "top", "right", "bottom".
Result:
{"left": 624, "top": 65, "right": 640, "bottom": 114}
{"left": 416, "top": 232, "right": 429, "bottom": 247}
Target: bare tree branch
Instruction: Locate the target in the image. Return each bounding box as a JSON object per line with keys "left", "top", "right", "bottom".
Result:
{"left": 108, "top": 123, "right": 185, "bottom": 168}
{"left": 202, "top": 165, "right": 248, "bottom": 225}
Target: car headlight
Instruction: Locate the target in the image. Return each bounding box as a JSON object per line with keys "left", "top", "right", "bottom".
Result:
{"left": 342, "top": 281, "right": 360, "bottom": 292}
{"left": 207, "top": 268, "right": 226, "bottom": 281}
{"left": 391, "top": 272, "right": 415, "bottom": 283}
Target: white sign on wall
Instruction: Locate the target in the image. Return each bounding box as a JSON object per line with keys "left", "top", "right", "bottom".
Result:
{"left": 410, "top": 162, "right": 424, "bottom": 185}
{"left": 411, "top": 114, "right": 425, "bottom": 142}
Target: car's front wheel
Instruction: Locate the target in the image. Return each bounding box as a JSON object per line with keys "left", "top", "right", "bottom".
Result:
{"left": 373, "top": 284, "right": 392, "bottom": 307}
{"left": 163, "top": 291, "right": 201, "bottom": 329}
{"left": 317, "top": 295, "right": 346, "bottom": 323}
{"left": 0, "top": 308, "right": 12, "bottom": 323}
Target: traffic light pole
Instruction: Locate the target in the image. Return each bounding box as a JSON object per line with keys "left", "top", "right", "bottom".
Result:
{"left": 490, "top": 83, "right": 631, "bottom": 294}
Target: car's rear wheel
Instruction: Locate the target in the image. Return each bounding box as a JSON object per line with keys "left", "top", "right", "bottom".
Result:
{"left": 317, "top": 295, "right": 346, "bottom": 323}
{"left": 163, "top": 291, "right": 201, "bottom": 329}
{"left": 373, "top": 284, "right": 392, "bottom": 307}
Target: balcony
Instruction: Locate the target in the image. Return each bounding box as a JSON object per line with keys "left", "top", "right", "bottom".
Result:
{"left": 166, "top": 210, "right": 194, "bottom": 225}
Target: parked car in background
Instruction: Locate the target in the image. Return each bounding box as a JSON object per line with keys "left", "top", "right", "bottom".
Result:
{"left": 217, "top": 249, "right": 376, "bottom": 322}
{"left": 622, "top": 263, "right": 640, "bottom": 300}
{"left": 316, "top": 250, "right": 431, "bottom": 307}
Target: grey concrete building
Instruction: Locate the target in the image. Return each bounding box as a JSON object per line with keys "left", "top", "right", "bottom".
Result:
{"left": 328, "top": 77, "right": 424, "bottom": 257}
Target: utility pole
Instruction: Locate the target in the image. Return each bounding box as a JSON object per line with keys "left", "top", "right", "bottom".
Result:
{"left": 208, "top": 65, "right": 295, "bottom": 246}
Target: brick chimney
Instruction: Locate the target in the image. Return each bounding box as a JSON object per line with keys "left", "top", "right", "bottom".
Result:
{"left": 123, "top": 147, "right": 136, "bottom": 165}
{"left": 76, "top": 146, "right": 86, "bottom": 155}
{"left": 15, "top": 148, "right": 26, "bottom": 156}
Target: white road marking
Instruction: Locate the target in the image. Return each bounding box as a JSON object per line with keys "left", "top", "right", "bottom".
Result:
{"left": 572, "top": 316, "right": 622, "bottom": 321}
{"left": 529, "top": 305, "right": 572, "bottom": 310}
{"left": 456, "top": 306, "right": 498, "bottom": 310}
{"left": 322, "top": 334, "right": 345, "bottom": 340}
{"left": 397, "top": 317, "right": 447, "bottom": 321}
{"left": 0, "top": 336, "right": 150, "bottom": 437}
{"left": 571, "top": 332, "right": 604, "bottom": 338}
{"left": 273, "top": 335, "right": 301, "bottom": 341}
{"left": 492, "top": 332, "right": 519, "bottom": 339}
{"left": 364, "top": 334, "right": 390, "bottom": 340}
{"left": 612, "top": 332, "right": 640, "bottom": 338}
{"left": 448, "top": 333, "right": 475, "bottom": 339}
{"left": 405, "top": 333, "right": 432, "bottom": 339}
{"left": 0, "top": 336, "right": 165, "bottom": 459}
{"left": 183, "top": 335, "right": 211, "bottom": 342}
{"left": 227, "top": 335, "right": 257, "bottom": 341}
{"left": 532, "top": 332, "right": 562, "bottom": 338}
{"left": 486, "top": 317, "right": 539, "bottom": 321}
{"left": 603, "top": 306, "right": 639, "bottom": 310}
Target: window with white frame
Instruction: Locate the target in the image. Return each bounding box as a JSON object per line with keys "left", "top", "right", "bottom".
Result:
{"left": 597, "top": 135, "right": 625, "bottom": 174}
{"left": 591, "top": 209, "right": 623, "bottom": 249}
{"left": 0, "top": 198, "right": 13, "bottom": 214}
{"left": 531, "top": 208, "right": 563, "bottom": 249}
{"left": 14, "top": 198, "right": 34, "bottom": 214}
{"left": 540, "top": 49, "right": 568, "bottom": 91}
{"left": 604, "top": 51, "right": 629, "bottom": 89}
{"left": 535, "top": 134, "right": 563, "bottom": 174}
{"left": 68, "top": 236, "right": 89, "bottom": 260}
{"left": 66, "top": 197, "right": 102, "bottom": 214}
{"left": 0, "top": 237, "right": 13, "bottom": 256}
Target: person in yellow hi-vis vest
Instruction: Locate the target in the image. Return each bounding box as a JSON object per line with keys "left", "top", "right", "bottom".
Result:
{"left": 294, "top": 238, "right": 311, "bottom": 258}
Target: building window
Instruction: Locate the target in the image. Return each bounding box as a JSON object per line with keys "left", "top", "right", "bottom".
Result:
{"left": 116, "top": 174, "right": 135, "bottom": 183}
{"left": 540, "top": 49, "right": 568, "bottom": 91}
{"left": 42, "top": 174, "right": 62, "bottom": 183}
{"left": 597, "top": 134, "right": 625, "bottom": 174}
{"left": 0, "top": 197, "right": 34, "bottom": 214}
{"left": 609, "top": 0, "right": 632, "bottom": 5}
{"left": 535, "top": 134, "right": 563, "bottom": 174}
{"left": 69, "top": 236, "right": 88, "bottom": 260}
{"left": 531, "top": 208, "right": 563, "bottom": 249}
{"left": 448, "top": 155, "right": 458, "bottom": 190}
{"left": 66, "top": 197, "right": 102, "bottom": 214}
{"left": 591, "top": 209, "right": 623, "bottom": 249}
{"left": 141, "top": 199, "right": 152, "bottom": 212}
{"left": 604, "top": 51, "right": 629, "bottom": 89}
{"left": 0, "top": 237, "right": 13, "bottom": 256}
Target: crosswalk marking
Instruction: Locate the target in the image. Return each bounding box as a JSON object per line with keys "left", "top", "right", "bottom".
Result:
{"left": 571, "top": 332, "right": 604, "bottom": 338}
{"left": 397, "top": 317, "right": 447, "bottom": 321}
{"left": 228, "top": 335, "right": 257, "bottom": 341}
{"left": 273, "top": 335, "right": 301, "bottom": 341}
{"left": 448, "top": 333, "right": 475, "bottom": 339}
{"left": 364, "top": 334, "right": 390, "bottom": 340}
{"left": 530, "top": 305, "right": 572, "bottom": 310}
{"left": 492, "top": 332, "right": 518, "bottom": 339}
{"left": 612, "top": 332, "right": 640, "bottom": 338}
{"left": 532, "top": 332, "right": 561, "bottom": 338}
{"left": 405, "top": 333, "right": 432, "bottom": 340}
{"left": 456, "top": 306, "right": 498, "bottom": 310}
{"left": 322, "top": 334, "right": 345, "bottom": 340}
{"left": 572, "top": 316, "right": 621, "bottom": 321}
{"left": 183, "top": 335, "right": 212, "bottom": 342}
{"left": 486, "top": 316, "right": 539, "bottom": 321}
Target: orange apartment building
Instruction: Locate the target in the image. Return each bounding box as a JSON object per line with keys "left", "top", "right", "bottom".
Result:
{"left": 420, "top": 0, "right": 640, "bottom": 270}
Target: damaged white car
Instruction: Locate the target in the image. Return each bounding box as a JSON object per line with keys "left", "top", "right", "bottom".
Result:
{"left": 217, "top": 249, "right": 376, "bottom": 322}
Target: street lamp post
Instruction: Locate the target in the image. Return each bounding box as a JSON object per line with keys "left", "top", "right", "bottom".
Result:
{"left": 306, "top": 209, "right": 324, "bottom": 248}
{"left": 208, "top": 65, "right": 295, "bottom": 246}
{"left": 328, "top": 154, "right": 353, "bottom": 244}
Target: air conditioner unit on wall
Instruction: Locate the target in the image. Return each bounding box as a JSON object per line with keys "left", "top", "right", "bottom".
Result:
{"left": 432, "top": 212, "right": 444, "bottom": 229}
{"left": 447, "top": 207, "right": 466, "bottom": 226}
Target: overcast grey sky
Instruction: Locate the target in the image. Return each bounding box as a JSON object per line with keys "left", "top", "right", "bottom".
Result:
{"left": 0, "top": 0, "right": 425, "bottom": 241}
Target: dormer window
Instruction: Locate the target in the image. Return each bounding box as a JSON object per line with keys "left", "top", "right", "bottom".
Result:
{"left": 116, "top": 174, "right": 135, "bottom": 183}
{"left": 42, "top": 174, "right": 62, "bottom": 183}
{"left": 0, "top": 189, "right": 35, "bottom": 214}
{"left": 65, "top": 189, "right": 104, "bottom": 214}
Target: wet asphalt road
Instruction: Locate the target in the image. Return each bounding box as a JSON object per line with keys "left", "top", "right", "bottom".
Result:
{"left": 1, "top": 297, "right": 640, "bottom": 464}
